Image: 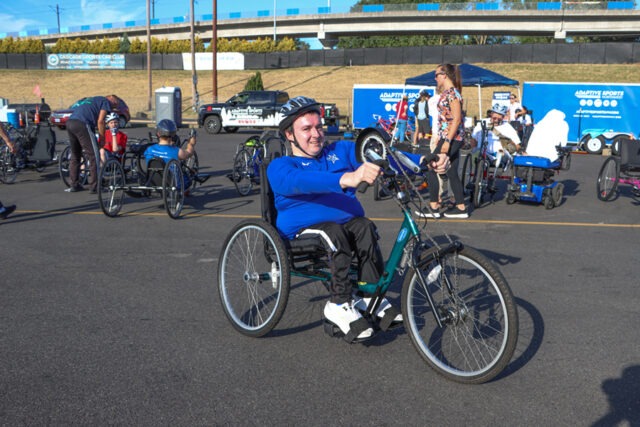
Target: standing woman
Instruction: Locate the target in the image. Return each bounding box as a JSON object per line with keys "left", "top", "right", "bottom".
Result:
{"left": 425, "top": 63, "right": 468, "bottom": 219}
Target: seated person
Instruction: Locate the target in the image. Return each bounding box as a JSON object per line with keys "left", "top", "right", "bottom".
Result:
{"left": 267, "top": 96, "right": 440, "bottom": 342}
{"left": 144, "top": 119, "right": 197, "bottom": 189}
{"left": 100, "top": 112, "right": 128, "bottom": 166}
{"left": 524, "top": 109, "right": 569, "bottom": 162}
{"left": 470, "top": 105, "right": 522, "bottom": 170}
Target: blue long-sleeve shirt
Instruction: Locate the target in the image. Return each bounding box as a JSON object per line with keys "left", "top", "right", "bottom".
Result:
{"left": 267, "top": 140, "right": 421, "bottom": 239}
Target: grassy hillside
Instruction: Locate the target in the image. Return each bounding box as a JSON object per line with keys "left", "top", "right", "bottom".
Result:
{"left": 1, "top": 63, "right": 638, "bottom": 123}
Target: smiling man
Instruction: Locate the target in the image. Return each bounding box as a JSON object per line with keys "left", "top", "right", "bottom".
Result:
{"left": 267, "top": 96, "right": 423, "bottom": 343}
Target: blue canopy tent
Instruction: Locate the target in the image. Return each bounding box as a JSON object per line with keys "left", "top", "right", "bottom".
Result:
{"left": 405, "top": 63, "right": 519, "bottom": 118}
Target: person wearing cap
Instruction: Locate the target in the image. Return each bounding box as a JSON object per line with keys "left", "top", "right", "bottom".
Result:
{"left": 470, "top": 104, "right": 522, "bottom": 172}
{"left": 413, "top": 89, "right": 430, "bottom": 147}
{"left": 267, "top": 96, "right": 441, "bottom": 343}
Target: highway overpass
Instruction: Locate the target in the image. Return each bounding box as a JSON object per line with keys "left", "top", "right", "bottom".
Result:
{"left": 13, "top": 4, "right": 640, "bottom": 47}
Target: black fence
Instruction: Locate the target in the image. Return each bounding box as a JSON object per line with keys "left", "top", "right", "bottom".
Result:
{"left": 1, "top": 42, "right": 638, "bottom": 70}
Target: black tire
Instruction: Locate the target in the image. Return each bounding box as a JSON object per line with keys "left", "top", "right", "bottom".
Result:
{"left": 59, "top": 145, "right": 89, "bottom": 187}
{"left": 596, "top": 156, "right": 619, "bottom": 201}
{"left": 359, "top": 131, "right": 388, "bottom": 162}
{"left": 561, "top": 151, "right": 572, "bottom": 171}
{"left": 98, "top": 158, "right": 126, "bottom": 217}
{"left": 473, "top": 159, "right": 487, "bottom": 209}
{"left": 184, "top": 151, "right": 200, "bottom": 190}
{"left": 0, "top": 145, "right": 18, "bottom": 184}
{"left": 204, "top": 115, "right": 222, "bottom": 134}
{"left": 218, "top": 219, "right": 291, "bottom": 337}
{"left": 224, "top": 126, "right": 239, "bottom": 133}
{"left": 460, "top": 154, "right": 474, "bottom": 196}
{"left": 543, "top": 189, "right": 555, "bottom": 209}
{"left": 585, "top": 135, "right": 605, "bottom": 155}
{"left": 611, "top": 136, "right": 627, "bottom": 156}
{"left": 233, "top": 148, "right": 253, "bottom": 196}
{"left": 162, "top": 159, "right": 185, "bottom": 219}
{"left": 552, "top": 182, "right": 564, "bottom": 207}
{"left": 401, "top": 245, "right": 518, "bottom": 384}
{"left": 118, "top": 116, "right": 127, "bottom": 129}
{"left": 505, "top": 191, "right": 517, "bottom": 204}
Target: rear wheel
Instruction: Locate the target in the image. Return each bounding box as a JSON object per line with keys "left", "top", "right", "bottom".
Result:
{"left": 585, "top": 135, "right": 605, "bottom": 155}
{"left": 596, "top": 156, "right": 619, "bottom": 201}
{"left": 0, "top": 145, "right": 18, "bottom": 184}
{"left": 552, "top": 182, "right": 564, "bottom": 207}
{"left": 204, "top": 115, "right": 222, "bottom": 134}
{"left": 98, "top": 158, "right": 126, "bottom": 217}
{"left": 59, "top": 145, "right": 89, "bottom": 187}
{"left": 402, "top": 245, "right": 518, "bottom": 384}
{"left": 611, "top": 136, "right": 626, "bottom": 156}
{"left": 218, "top": 219, "right": 291, "bottom": 337}
{"left": 163, "top": 159, "right": 185, "bottom": 219}
{"left": 233, "top": 148, "right": 253, "bottom": 196}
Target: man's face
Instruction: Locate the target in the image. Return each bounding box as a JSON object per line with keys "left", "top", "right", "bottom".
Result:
{"left": 490, "top": 113, "right": 504, "bottom": 126}
{"left": 287, "top": 112, "right": 325, "bottom": 158}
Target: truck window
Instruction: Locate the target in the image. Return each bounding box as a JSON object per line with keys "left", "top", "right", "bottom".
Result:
{"left": 251, "top": 92, "right": 270, "bottom": 105}
{"left": 276, "top": 93, "right": 289, "bottom": 104}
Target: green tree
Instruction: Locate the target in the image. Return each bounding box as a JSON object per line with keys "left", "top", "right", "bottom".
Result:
{"left": 244, "top": 72, "right": 264, "bottom": 91}
{"left": 119, "top": 33, "right": 131, "bottom": 53}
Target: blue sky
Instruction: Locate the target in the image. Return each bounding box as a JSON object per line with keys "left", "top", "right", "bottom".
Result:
{"left": 0, "top": 1, "right": 358, "bottom": 34}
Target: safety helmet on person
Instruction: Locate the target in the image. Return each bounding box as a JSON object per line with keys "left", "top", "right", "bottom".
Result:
{"left": 105, "top": 112, "right": 119, "bottom": 124}
{"left": 156, "top": 119, "right": 177, "bottom": 138}
{"left": 490, "top": 104, "right": 508, "bottom": 117}
{"left": 278, "top": 96, "right": 322, "bottom": 134}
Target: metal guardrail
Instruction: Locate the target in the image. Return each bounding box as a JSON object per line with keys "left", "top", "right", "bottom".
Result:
{"left": 1, "top": 1, "right": 638, "bottom": 40}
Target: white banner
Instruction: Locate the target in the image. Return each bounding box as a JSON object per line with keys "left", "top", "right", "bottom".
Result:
{"left": 182, "top": 52, "right": 244, "bottom": 71}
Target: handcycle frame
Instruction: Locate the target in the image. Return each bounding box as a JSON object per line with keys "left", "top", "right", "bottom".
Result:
{"left": 217, "top": 135, "right": 519, "bottom": 384}
{"left": 461, "top": 120, "right": 515, "bottom": 209}
{"left": 1, "top": 122, "right": 57, "bottom": 184}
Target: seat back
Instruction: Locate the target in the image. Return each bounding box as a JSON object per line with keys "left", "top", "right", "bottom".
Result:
{"left": 619, "top": 138, "right": 640, "bottom": 170}
{"left": 259, "top": 132, "right": 286, "bottom": 227}
{"left": 27, "top": 124, "right": 57, "bottom": 162}
{"left": 146, "top": 157, "right": 166, "bottom": 186}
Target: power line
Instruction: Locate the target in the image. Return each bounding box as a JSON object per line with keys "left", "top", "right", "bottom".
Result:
{"left": 48, "top": 4, "right": 64, "bottom": 33}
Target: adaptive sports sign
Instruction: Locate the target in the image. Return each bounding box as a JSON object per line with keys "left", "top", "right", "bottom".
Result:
{"left": 47, "top": 53, "right": 125, "bottom": 70}
{"left": 523, "top": 82, "right": 640, "bottom": 142}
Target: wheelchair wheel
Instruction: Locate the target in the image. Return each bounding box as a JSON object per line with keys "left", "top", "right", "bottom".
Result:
{"left": 460, "top": 154, "right": 474, "bottom": 196}
{"left": 218, "top": 219, "right": 291, "bottom": 337}
{"left": 59, "top": 145, "right": 89, "bottom": 187}
{"left": 596, "top": 157, "right": 619, "bottom": 201}
{"left": 233, "top": 148, "right": 253, "bottom": 196}
{"left": 402, "top": 245, "right": 518, "bottom": 384}
{"left": 98, "top": 158, "right": 126, "bottom": 217}
{"left": 0, "top": 145, "right": 18, "bottom": 184}
{"left": 473, "top": 159, "right": 488, "bottom": 208}
{"left": 162, "top": 159, "right": 185, "bottom": 219}
{"left": 552, "top": 182, "right": 564, "bottom": 207}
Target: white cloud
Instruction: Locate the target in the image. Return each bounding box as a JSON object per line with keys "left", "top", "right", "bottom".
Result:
{"left": 0, "top": 13, "right": 43, "bottom": 33}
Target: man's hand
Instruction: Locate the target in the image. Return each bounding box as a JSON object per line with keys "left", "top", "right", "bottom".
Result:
{"left": 339, "top": 161, "right": 381, "bottom": 189}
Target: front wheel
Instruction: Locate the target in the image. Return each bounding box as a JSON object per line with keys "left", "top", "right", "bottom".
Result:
{"left": 204, "top": 115, "right": 222, "bottom": 134}
{"left": 59, "top": 145, "right": 89, "bottom": 187}
{"left": 460, "top": 154, "right": 474, "bottom": 196}
{"left": 98, "top": 158, "right": 126, "bottom": 217}
{"left": 359, "top": 131, "right": 388, "bottom": 162}
{"left": 401, "top": 245, "right": 518, "bottom": 384}
{"left": 473, "top": 159, "right": 487, "bottom": 209}
{"left": 218, "top": 219, "right": 291, "bottom": 337}
{"left": 163, "top": 159, "right": 185, "bottom": 219}
{"left": 596, "top": 156, "right": 619, "bottom": 201}
{"left": 233, "top": 148, "right": 253, "bottom": 196}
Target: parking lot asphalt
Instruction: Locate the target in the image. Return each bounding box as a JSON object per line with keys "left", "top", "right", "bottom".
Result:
{"left": 1, "top": 126, "right": 639, "bottom": 425}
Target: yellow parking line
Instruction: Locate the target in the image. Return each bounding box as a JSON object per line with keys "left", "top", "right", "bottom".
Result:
{"left": 14, "top": 210, "right": 640, "bottom": 228}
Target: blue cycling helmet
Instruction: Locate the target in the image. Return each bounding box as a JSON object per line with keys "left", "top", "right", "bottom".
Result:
{"left": 490, "top": 104, "right": 508, "bottom": 116}
{"left": 156, "top": 119, "right": 177, "bottom": 137}
{"left": 278, "top": 96, "right": 322, "bottom": 133}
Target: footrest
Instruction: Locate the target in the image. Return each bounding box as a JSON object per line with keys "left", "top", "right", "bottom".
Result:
{"left": 378, "top": 306, "right": 403, "bottom": 331}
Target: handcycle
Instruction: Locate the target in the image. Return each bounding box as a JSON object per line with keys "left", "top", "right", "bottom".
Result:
{"left": 217, "top": 135, "right": 519, "bottom": 384}
{"left": 97, "top": 129, "right": 204, "bottom": 219}
{"left": 228, "top": 130, "right": 287, "bottom": 196}
{"left": 1, "top": 122, "right": 57, "bottom": 184}
{"left": 371, "top": 114, "right": 415, "bottom": 145}
{"left": 596, "top": 137, "right": 640, "bottom": 202}
{"left": 460, "top": 121, "right": 516, "bottom": 209}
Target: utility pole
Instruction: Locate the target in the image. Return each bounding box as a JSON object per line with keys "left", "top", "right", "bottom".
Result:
{"left": 212, "top": 0, "right": 218, "bottom": 103}
{"left": 190, "top": 0, "right": 198, "bottom": 111}
{"left": 49, "top": 4, "right": 62, "bottom": 33}
{"left": 147, "top": 0, "right": 152, "bottom": 112}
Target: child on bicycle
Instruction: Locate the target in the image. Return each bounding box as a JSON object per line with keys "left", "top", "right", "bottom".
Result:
{"left": 267, "top": 96, "right": 448, "bottom": 343}
{"left": 100, "top": 112, "right": 127, "bottom": 166}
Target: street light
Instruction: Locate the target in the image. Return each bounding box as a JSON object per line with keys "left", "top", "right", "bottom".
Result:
{"left": 273, "top": 0, "right": 277, "bottom": 41}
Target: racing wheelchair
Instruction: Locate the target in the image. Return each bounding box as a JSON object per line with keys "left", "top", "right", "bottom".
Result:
{"left": 217, "top": 135, "right": 518, "bottom": 384}
{"left": 97, "top": 129, "right": 204, "bottom": 219}
{"left": 596, "top": 137, "right": 640, "bottom": 202}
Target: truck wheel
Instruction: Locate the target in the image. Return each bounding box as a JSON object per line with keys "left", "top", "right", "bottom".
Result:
{"left": 204, "top": 116, "right": 222, "bottom": 134}
{"left": 224, "top": 127, "right": 239, "bottom": 133}
{"left": 585, "top": 135, "right": 605, "bottom": 155}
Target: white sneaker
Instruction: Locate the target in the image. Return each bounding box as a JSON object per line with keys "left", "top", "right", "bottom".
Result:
{"left": 415, "top": 209, "right": 440, "bottom": 218}
{"left": 324, "top": 301, "right": 373, "bottom": 340}
{"left": 354, "top": 297, "right": 403, "bottom": 323}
